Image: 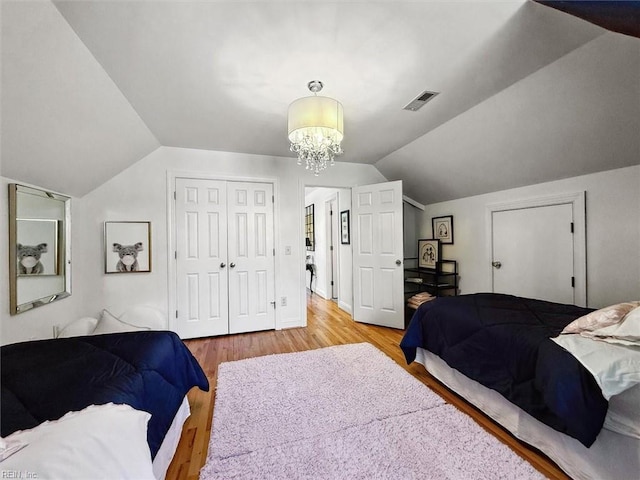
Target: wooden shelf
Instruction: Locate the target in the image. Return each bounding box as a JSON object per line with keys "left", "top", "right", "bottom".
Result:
{"left": 404, "top": 261, "right": 458, "bottom": 298}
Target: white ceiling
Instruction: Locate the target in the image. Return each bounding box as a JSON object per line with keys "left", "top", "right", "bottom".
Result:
{"left": 1, "top": 1, "right": 639, "bottom": 202}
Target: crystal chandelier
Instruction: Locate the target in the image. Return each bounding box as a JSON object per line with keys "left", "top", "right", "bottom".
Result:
{"left": 288, "top": 81, "right": 344, "bottom": 176}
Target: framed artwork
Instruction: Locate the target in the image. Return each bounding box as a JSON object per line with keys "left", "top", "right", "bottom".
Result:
{"left": 104, "top": 221, "right": 151, "bottom": 274}
{"left": 418, "top": 238, "right": 440, "bottom": 269}
{"left": 340, "top": 210, "right": 350, "bottom": 245}
{"left": 432, "top": 215, "right": 454, "bottom": 244}
{"left": 16, "top": 219, "right": 59, "bottom": 276}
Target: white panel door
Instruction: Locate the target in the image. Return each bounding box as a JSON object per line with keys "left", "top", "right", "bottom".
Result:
{"left": 352, "top": 180, "right": 404, "bottom": 329}
{"left": 492, "top": 203, "right": 574, "bottom": 304}
{"left": 175, "top": 178, "right": 229, "bottom": 338}
{"left": 227, "top": 182, "right": 275, "bottom": 334}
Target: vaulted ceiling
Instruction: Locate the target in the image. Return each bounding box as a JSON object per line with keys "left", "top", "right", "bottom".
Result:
{"left": 2, "top": 1, "right": 639, "bottom": 203}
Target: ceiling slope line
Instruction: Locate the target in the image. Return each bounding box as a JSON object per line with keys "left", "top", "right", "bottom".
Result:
{"left": 374, "top": 1, "right": 607, "bottom": 169}
{"left": 51, "top": 1, "right": 161, "bottom": 149}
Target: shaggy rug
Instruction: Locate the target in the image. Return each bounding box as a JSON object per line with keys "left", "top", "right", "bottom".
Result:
{"left": 201, "top": 343, "right": 544, "bottom": 480}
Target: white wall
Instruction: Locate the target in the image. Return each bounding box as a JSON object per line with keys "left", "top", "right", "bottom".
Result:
{"left": 336, "top": 189, "right": 353, "bottom": 314}
{"left": 71, "top": 147, "right": 384, "bottom": 335}
{"left": 403, "top": 201, "right": 421, "bottom": 269}
{"left": 419, "top": 165, "right": 640, "bottom": 308}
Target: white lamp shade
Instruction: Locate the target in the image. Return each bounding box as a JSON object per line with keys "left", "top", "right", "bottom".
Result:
{"left": 288, "top": 96, "right": 344, "bottom": 143}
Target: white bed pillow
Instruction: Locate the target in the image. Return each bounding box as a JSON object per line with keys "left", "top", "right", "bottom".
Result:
{"left": 581, "top": 306, "right": 640, "bottom": 346}
{"left": 119, "top": 305, "right": 167, "bottom": 330}
{"left": 93, "top": 309, "right": 150, "bottom": 335}
{"left": 57, "top": 317, "right": 99, "bottom": 338}
{"left": 0, "top": 403, "right": 155, "bottom": 480}
{"left": 552, "top": 333, "right": 640, "bottom": 399}
{"left": 561, "top": 301, "right": 640, "bottom": 334}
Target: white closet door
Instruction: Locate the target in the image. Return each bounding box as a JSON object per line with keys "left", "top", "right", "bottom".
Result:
{"left": 352, "top": 180, "right": 404, "bottom": 329}
{"left": 175, "top": 178, "right": 229, "bottom": 338}
{"left": 492, "top": 203, "right": 574, "bottom": 304}
{"left": 227, "top": 182, "right": 276, "bottom": 334}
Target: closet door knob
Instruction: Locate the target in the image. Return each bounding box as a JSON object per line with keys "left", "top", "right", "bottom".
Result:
{"left": 230, "top": 262, "right": 236, "bottom": 268}
{"left": 220, "top": 262, "right": 226, "bottom": 268}
{"left": 396, "top": 259, "right": 402, "bottom": 266}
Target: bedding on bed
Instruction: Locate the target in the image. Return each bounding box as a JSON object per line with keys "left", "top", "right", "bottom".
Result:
{"left": 2, "top": 403, "right": 156, "bottom": 480}
{"left": 1, "top": 331, "right": 209, "bottom": 458}
{"left": 400, "top": 293, "right": 607, "bottom": 447}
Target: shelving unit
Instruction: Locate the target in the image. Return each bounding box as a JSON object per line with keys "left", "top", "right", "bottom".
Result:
{"left": 404, "top": 260, "right": 458, "bottom": 298}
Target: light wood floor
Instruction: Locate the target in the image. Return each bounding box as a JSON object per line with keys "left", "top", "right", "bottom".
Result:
{"left": 166, "top": 293, "right": 569, "bottom": 480}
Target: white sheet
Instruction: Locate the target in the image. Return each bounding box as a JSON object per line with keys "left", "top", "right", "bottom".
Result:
{"left": 605, "top": 384, "right": 640, "bottom": 440}
{"left": 152, "top": 396, "right": 191, "bottom": 480}
{"left": 414, "top": 348, "right": 640, "bottom": 480}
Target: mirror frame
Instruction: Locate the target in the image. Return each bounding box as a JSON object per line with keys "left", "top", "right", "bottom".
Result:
{"left": 8, "top": 184, "right": 71, "bottom": 315}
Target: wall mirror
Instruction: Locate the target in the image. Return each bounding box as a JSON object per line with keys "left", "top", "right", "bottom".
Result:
{"left": 9, "top": 184, "right": 71, "bottom": 314}
{"left": 305, "top": 204, "right": 315, "bottom": 251}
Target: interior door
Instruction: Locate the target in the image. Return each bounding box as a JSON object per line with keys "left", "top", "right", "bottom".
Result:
{"left": 492, "top": 203, "right": 574, "bottom": 304}
{"left": 227, "top": 181, "right": 276, "bottom": 334}
{"left": 352, "top": 180, "right": 404, "bottom": 329}
{"left": 175, "top": 178, "right": 229, "bottom": 338}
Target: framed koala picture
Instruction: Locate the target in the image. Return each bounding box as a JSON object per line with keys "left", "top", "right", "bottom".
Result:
{"left": 104, "top": 221, "right": 151, "bottom": 274}
{"left": 16, "top": 219, "right": 59, "bottom": 276}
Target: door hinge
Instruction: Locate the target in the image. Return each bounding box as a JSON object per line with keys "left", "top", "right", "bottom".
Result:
{"left": 174, "top": 191, "right": 176, "bottom": 200}
{"left": 330, "top": 281, "right": 334, "bottom": 286}
{"left": 330, "top": 210, "right": 333, "bottom": 216}
{"left": 174, "top": 251, "right": 177, "bottom": 259}
{"left": 272, "top": 195, "right": 274, "bottom": 203}
{"left": 175, "top": 310, "right": 178, "bottom": 318}
{"left": 571, "top": 276, "right": 575, "bottom": 288}
{"left": 330, "top": 245, "right": 333, "bottom": 251}
{"left": 270, "top": 301, "right": 276, "bottom": 309}
{"left": 570, "top": 222, "right": 574, "bottom": 233}
{"left": 273, "top": 248, "right": 276, "bottom": 256}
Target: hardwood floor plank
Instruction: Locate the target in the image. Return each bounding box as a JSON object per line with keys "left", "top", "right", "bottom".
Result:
{"left": 165, "top": 294, "right": 569, "bottom": 480}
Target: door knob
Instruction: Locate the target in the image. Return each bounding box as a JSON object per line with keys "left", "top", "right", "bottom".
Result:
{"left": 396, "top": 259, "right": 402, "bottom": 266}
{"left": 492, "top": 261, "right": 502, "bottom": 269}
{"left": 230, "top": 262, "right": 236, "bottom": 268}
{"left": 220, "top": 262, "right": 226, "bottom": 268}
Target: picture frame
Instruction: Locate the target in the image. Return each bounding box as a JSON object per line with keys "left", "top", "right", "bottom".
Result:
{"left": 340, "top": 210, "right": 350, "bottom": 245}
{"left": 104, "top": 221, "right": 151, "bottom": 274}
{"left": 16, "top": 219, "right": 60, "bottom": 276}
{"left": 432, "top": 215, "right": 454, "bottom": 245}
{"left": 418, "top": 238, "right": 440, "bottom": 269}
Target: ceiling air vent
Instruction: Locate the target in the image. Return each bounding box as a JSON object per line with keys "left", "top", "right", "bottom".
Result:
{"left": 403, "top": 90, "right": 439, "bottom": 112}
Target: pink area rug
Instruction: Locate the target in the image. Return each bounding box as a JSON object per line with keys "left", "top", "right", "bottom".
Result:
{"left": 201, "top": 343, "right": 543, "bottom": 479}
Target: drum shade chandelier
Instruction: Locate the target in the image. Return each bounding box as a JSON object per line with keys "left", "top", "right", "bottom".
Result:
{"left": 288, "top": 80, "right": 344, "bottom": 176}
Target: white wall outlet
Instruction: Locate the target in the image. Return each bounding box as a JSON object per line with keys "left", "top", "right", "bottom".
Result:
{"left": 285, "top": 246, "right": 291, "bottom": 255}
{"left": 280, "top": 296, "right": 287, "bottom": 306}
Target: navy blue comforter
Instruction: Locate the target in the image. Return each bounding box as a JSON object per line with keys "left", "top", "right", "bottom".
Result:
{"left": 400, "top": 293, "right": 607, "bottom": 447}
{"left": 1, "top": 331, "right": 209, "bottom": 458}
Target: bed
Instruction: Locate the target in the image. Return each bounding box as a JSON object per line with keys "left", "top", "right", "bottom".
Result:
{"left": 1, "top": 327, "right": 209, "bottom": 479}
{"left": 400, "top": 293, "right": 640, "bottom": 480}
